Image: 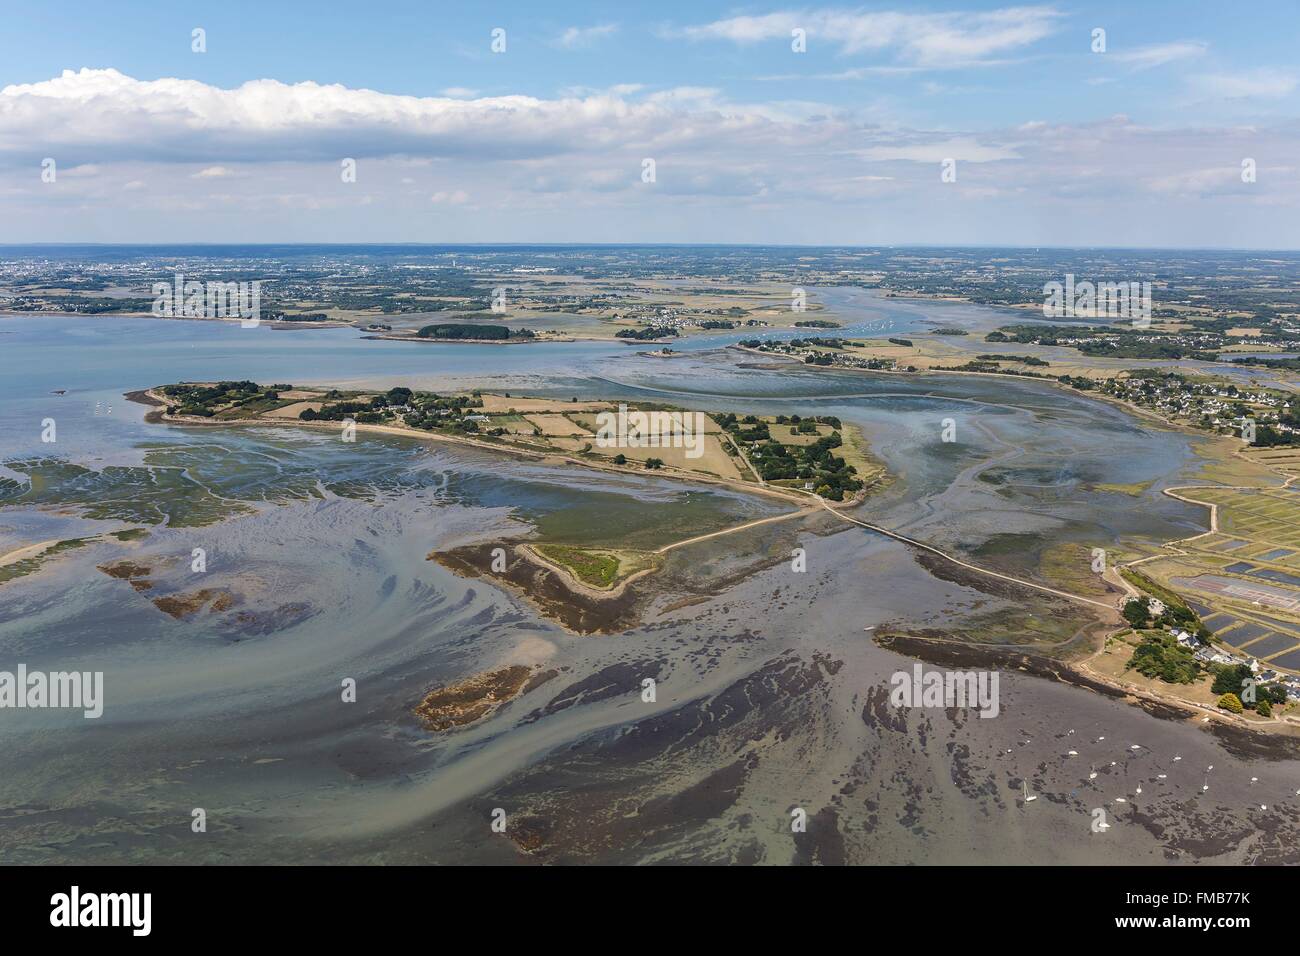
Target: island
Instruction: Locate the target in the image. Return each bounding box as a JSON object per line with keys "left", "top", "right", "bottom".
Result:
{"left": 139, "top": 380, "right": 885, "bottom": 619}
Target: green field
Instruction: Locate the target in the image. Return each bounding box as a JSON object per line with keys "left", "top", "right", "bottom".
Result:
{"left": 535, "top": 544, "right": 620, "bottom": 587}
{"left": 532, "top": 544, "right": 661, "bottom": 589}
{"left": 0, "top": 537, "right": 95, "bottom": 585}
{"left": 1187, "top": 487, "right": 1300, "bottom": 549}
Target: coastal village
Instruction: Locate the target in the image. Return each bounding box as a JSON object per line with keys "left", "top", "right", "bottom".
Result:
{"left": 6, "top": 247, "right": 1300, "bottom": 732}
{"left": 1123, "top": 594, "right": 1300, "bottom": 706}
{"left": 147, "top": 378, "right": 883, "bottom": 595}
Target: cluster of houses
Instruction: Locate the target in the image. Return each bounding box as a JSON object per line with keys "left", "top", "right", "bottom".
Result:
{"left": 1102, "top": 377, "right": 1295, "bottom": 438}
{"left": 738, "top": 337, "right": 903, "bottom": 371}
{"left": 1168, "top": 621, "right": 1300, "bottom": 701}
{"left": 610, "top": 305, "right": 769, "bottom": 332}
{"left": 1041, "top": 330, "right": 1225, "bottom": 352}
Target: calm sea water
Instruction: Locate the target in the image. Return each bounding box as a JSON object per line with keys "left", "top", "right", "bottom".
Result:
{"left": 2, "top": 295, "right": 1298, "bottom": 864}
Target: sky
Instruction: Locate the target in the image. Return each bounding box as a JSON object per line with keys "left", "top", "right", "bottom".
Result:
{"left": 1, "top": 0, "right": 1298, "bottom": 247}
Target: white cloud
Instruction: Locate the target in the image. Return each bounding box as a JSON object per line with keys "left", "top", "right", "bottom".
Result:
{"left": 675, "top": 5, "right": 1062, "bottom": 68}
{"left": 558, "top": 82, "right": 645, "bottom": 98}
{"left": 858, "top": 137, "right": 1021, "bottom": 163}
{"left": 193, "top": 165, "right": 234, "bottom": 178}
{"left": 1189, "top": 68, "right": 1298, "bottom": 99}
{"left": 556, "top": 24, "right": 618, "bottom": 48}
{"left": 0, "top": 68, "right": 780, "bottom": 166}
{"left": 1146, "top": 166, "right": 1244, "bottom": 195}
{"left": 757, "top": 65, "right": 924, "bottom": 81}
{"left": 1111, "top": 40, "right": 1207, "bottom": 71}
{"left": 2, "top": 68, "right": 1298, "bottom": 246}
{"left": 644, "top": 86, "right": 722, "bottom": 106}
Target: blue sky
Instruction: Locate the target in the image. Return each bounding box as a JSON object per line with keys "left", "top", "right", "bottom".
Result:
{"left": 2, "top": 1, "right": 1298, "bottom": 246}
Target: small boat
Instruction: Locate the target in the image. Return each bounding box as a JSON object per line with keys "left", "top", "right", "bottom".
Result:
{"left": 1115, "top": 797, "right": 1127, "bottom": 803}
{"left": 1260, "top": 804, "right": 1268, "bottom": 811}
{"left": 1207, "top": 765, "right": 1214, "bottom": 772}
{"left": 1129, "top": 744, "right": 1141, "bottom": 751}
{"left": 1097, "top": 736, "right": 1106, "bottom": 742}
{"left": 1250, "top": 777, "right": 1258, "bottom": 784}
{"left": 1089, "top": 765, "right": 1098, "bottom": 780}
{"left": 1136, "top": 785, "right": 1143, "bottom": 794}
{"left": 51, "top": 389, "right": 66, "bottom": 395}
{"left": 1110, "top": 761, "right": 1117, "bottom": 767}
{"left": 1173, "top": 755, "right": 1182, "bottom": 762}
{"left": 1202, "top": 778, "right": 1210, "bottom": 792}
{"left": 1067, "top": 750, "right": 1078, "bottom": 756}
{"left": 1157, "top": 774, "right": 1167, "bottom": 779}
{"left": 1022, "top": 780, "right": 1037, "bottom": 803}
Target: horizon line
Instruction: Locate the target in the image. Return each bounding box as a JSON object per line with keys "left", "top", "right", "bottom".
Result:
{"left": 2, "top": 242, "right": 1300, "bottom": 254}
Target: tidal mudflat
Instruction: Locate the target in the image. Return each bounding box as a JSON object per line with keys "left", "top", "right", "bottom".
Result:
{"left": 2, "top": 313, "right": 1298, "bottom": 864}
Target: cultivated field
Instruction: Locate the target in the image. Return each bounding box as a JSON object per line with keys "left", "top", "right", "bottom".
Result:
{"left": 477, "top": 395, "right": 612, "bottom": 413}
{"left": 1136, "top": 480, "right": 1300, "bottom": 672}
{"left": 524, "top": 414, "right": 594, "bottom": 437}
{"left": 264, "top": 401, "right": 323, "bottom": 419}
{"left": 1186, "top": 487, "right": 1300, "bottom": 549}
